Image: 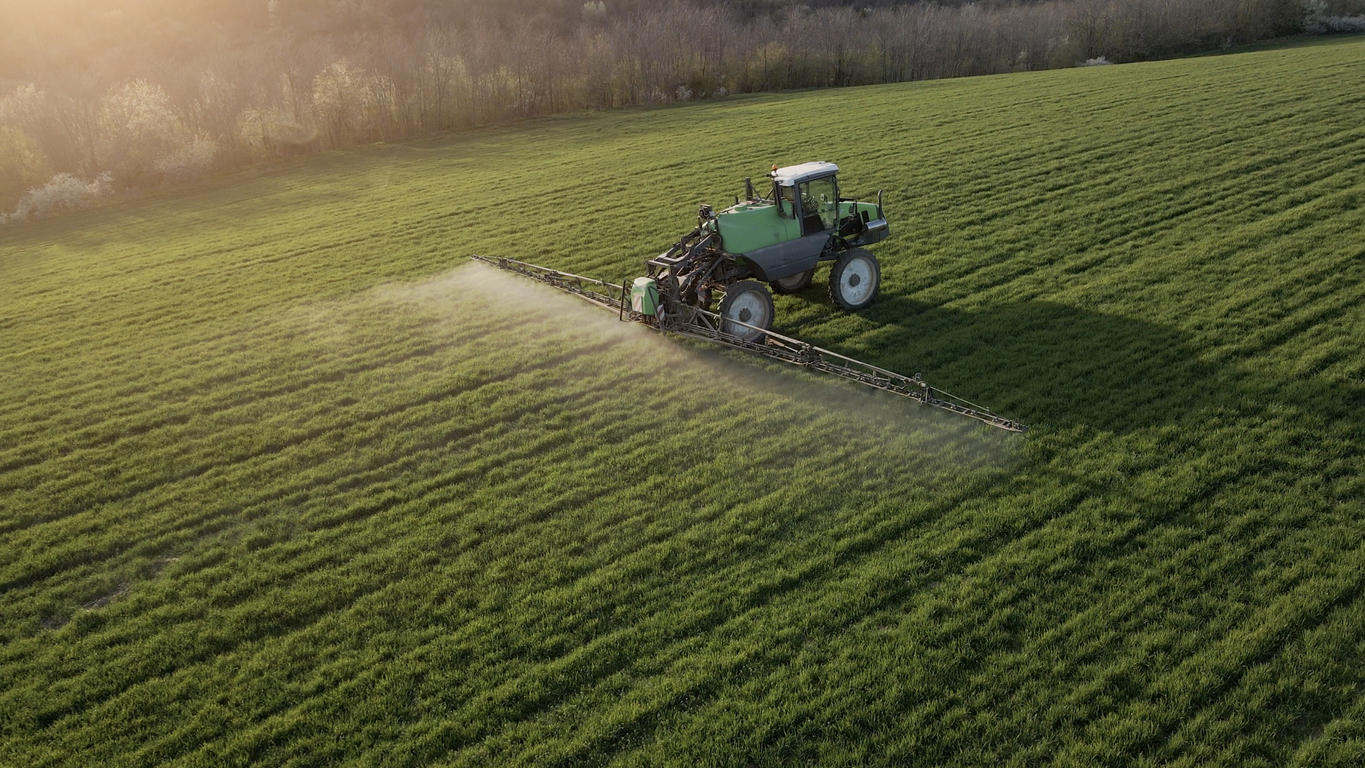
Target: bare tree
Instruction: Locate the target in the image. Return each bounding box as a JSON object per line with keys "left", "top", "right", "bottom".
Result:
{"left": 1, "top": 0, "right": 1309, "bottom": 220}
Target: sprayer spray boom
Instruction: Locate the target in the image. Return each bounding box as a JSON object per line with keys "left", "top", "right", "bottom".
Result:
{"left": 470, "top": 255, "right": 1025, "bottom": 434}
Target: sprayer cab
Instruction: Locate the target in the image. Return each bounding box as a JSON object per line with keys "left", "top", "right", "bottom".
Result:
{"left": 708, "top": 162, "right": 889, "bottom": 287}
{"left": 640, "top": 161, "right": 891, "bottom": 346}
{"left": 766, "top": 161, "right": 887, "bottom": 244}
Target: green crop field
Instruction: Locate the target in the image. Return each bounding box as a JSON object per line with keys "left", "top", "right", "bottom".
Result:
{"left": 5, "top": 35, "right": 1365, "bottom": 766}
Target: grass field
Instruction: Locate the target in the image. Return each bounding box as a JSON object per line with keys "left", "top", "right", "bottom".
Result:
{"left": 4, "top": 34, "right": 1365, "bottom": 766}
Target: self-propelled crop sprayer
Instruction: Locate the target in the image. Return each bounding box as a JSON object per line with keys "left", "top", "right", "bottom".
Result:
{"left": 473, "top": 161, "right": 1026, "bottom": 433}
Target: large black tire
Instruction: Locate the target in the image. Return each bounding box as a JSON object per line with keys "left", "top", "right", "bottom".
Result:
{"left": 770, "top": 269, "right": 814, "bottom": 295}
{"left": 719, "top": 280, "right": 775, "bottom": 342}
{"left": 828, "top": 248, "right": 881, "bottom": 311}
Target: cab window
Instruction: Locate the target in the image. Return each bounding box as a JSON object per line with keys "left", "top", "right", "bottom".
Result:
{"left": 799, "top": 177, "right": 837, "bottom": 235}
{"left": 777, "top": 184, "right": 797, "bottom": 218}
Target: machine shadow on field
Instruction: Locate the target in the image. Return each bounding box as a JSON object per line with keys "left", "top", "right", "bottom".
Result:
{"left": 781, "top": 291, "right": 1365, "bottom": 436}
{"left": 377, "top": 263, "right": 1364, "bottom": 444}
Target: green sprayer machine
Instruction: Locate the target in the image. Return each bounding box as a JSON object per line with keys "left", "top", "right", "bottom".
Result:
{"left": 473, "top": 162, "right": 1026, "bottom": 433}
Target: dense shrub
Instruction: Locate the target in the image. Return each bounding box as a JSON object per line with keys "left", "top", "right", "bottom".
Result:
{"left": 153, "top": 136, "right": 219, "bottom": 181}
{"left": 1303, "top": 0, "right": 1365, "bottom": 31}
{"left": 4, "top": 172, "right": 111, "bottom": 223}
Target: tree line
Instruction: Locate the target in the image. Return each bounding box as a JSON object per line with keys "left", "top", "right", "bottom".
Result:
{"left": 1, "top": 0, "right": 1357, "bottom": 220}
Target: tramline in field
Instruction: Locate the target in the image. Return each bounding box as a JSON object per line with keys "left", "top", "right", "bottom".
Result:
{"left": 473, "top": 161, "right": 1026, "bottom": 433}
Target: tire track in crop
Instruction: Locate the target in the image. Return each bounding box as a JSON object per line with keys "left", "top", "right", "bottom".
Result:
{"left": 0, "top": 311, "right": 519, "bottom": 481}
{"left": 0, "top": 257, "right": 537, "bottom": 418}
{"left": 389, "top": 446, "right": 1030, "bottom": 758}
{"left": 2, "top": 334, "right": 764, "bottom": 613}
{"left": 599, "top": 433, "right": 1311, "bottom": 762}
{"left": 5, "top": 365, "right": 928, "bottom": 736}
{"left": 1054, "top": 543, "right": 1365, "bottom": 765}
{"left": 915, "top": 132, "right": 1365, "bottom": 308}
{"left": 5, "top": 309, "right": 622, "bottom": 532}
{"left": 0, "top": 265, "right": 595, "bottom": 473}
{"left": 176, "top": 403, "right": 988, "bottom": 763}
{"left": 0, "top": 331, "right": 623, "bottom": 541}
{"left": 0, "top": 338, "right": 631, "bottom": 586}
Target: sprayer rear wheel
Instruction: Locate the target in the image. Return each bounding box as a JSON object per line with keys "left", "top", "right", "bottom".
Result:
{"left": 828, "top": 248, "right": 880, "bottom": 311}
{"left": 719, "top": 281, "right": 775, "bottom": 342}
{"left": 770, "top": 269, "right": 813, "bottom": 295}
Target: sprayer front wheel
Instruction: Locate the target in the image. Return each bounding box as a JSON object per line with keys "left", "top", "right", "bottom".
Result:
{"left": 828, "top": 248, "right": 880, "bottom": 311}
{"left": 770, "top": 269, "right": 813, "bottom": 295}
{"left": 719, "top": 281, "right": 775, "bottom": 342}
